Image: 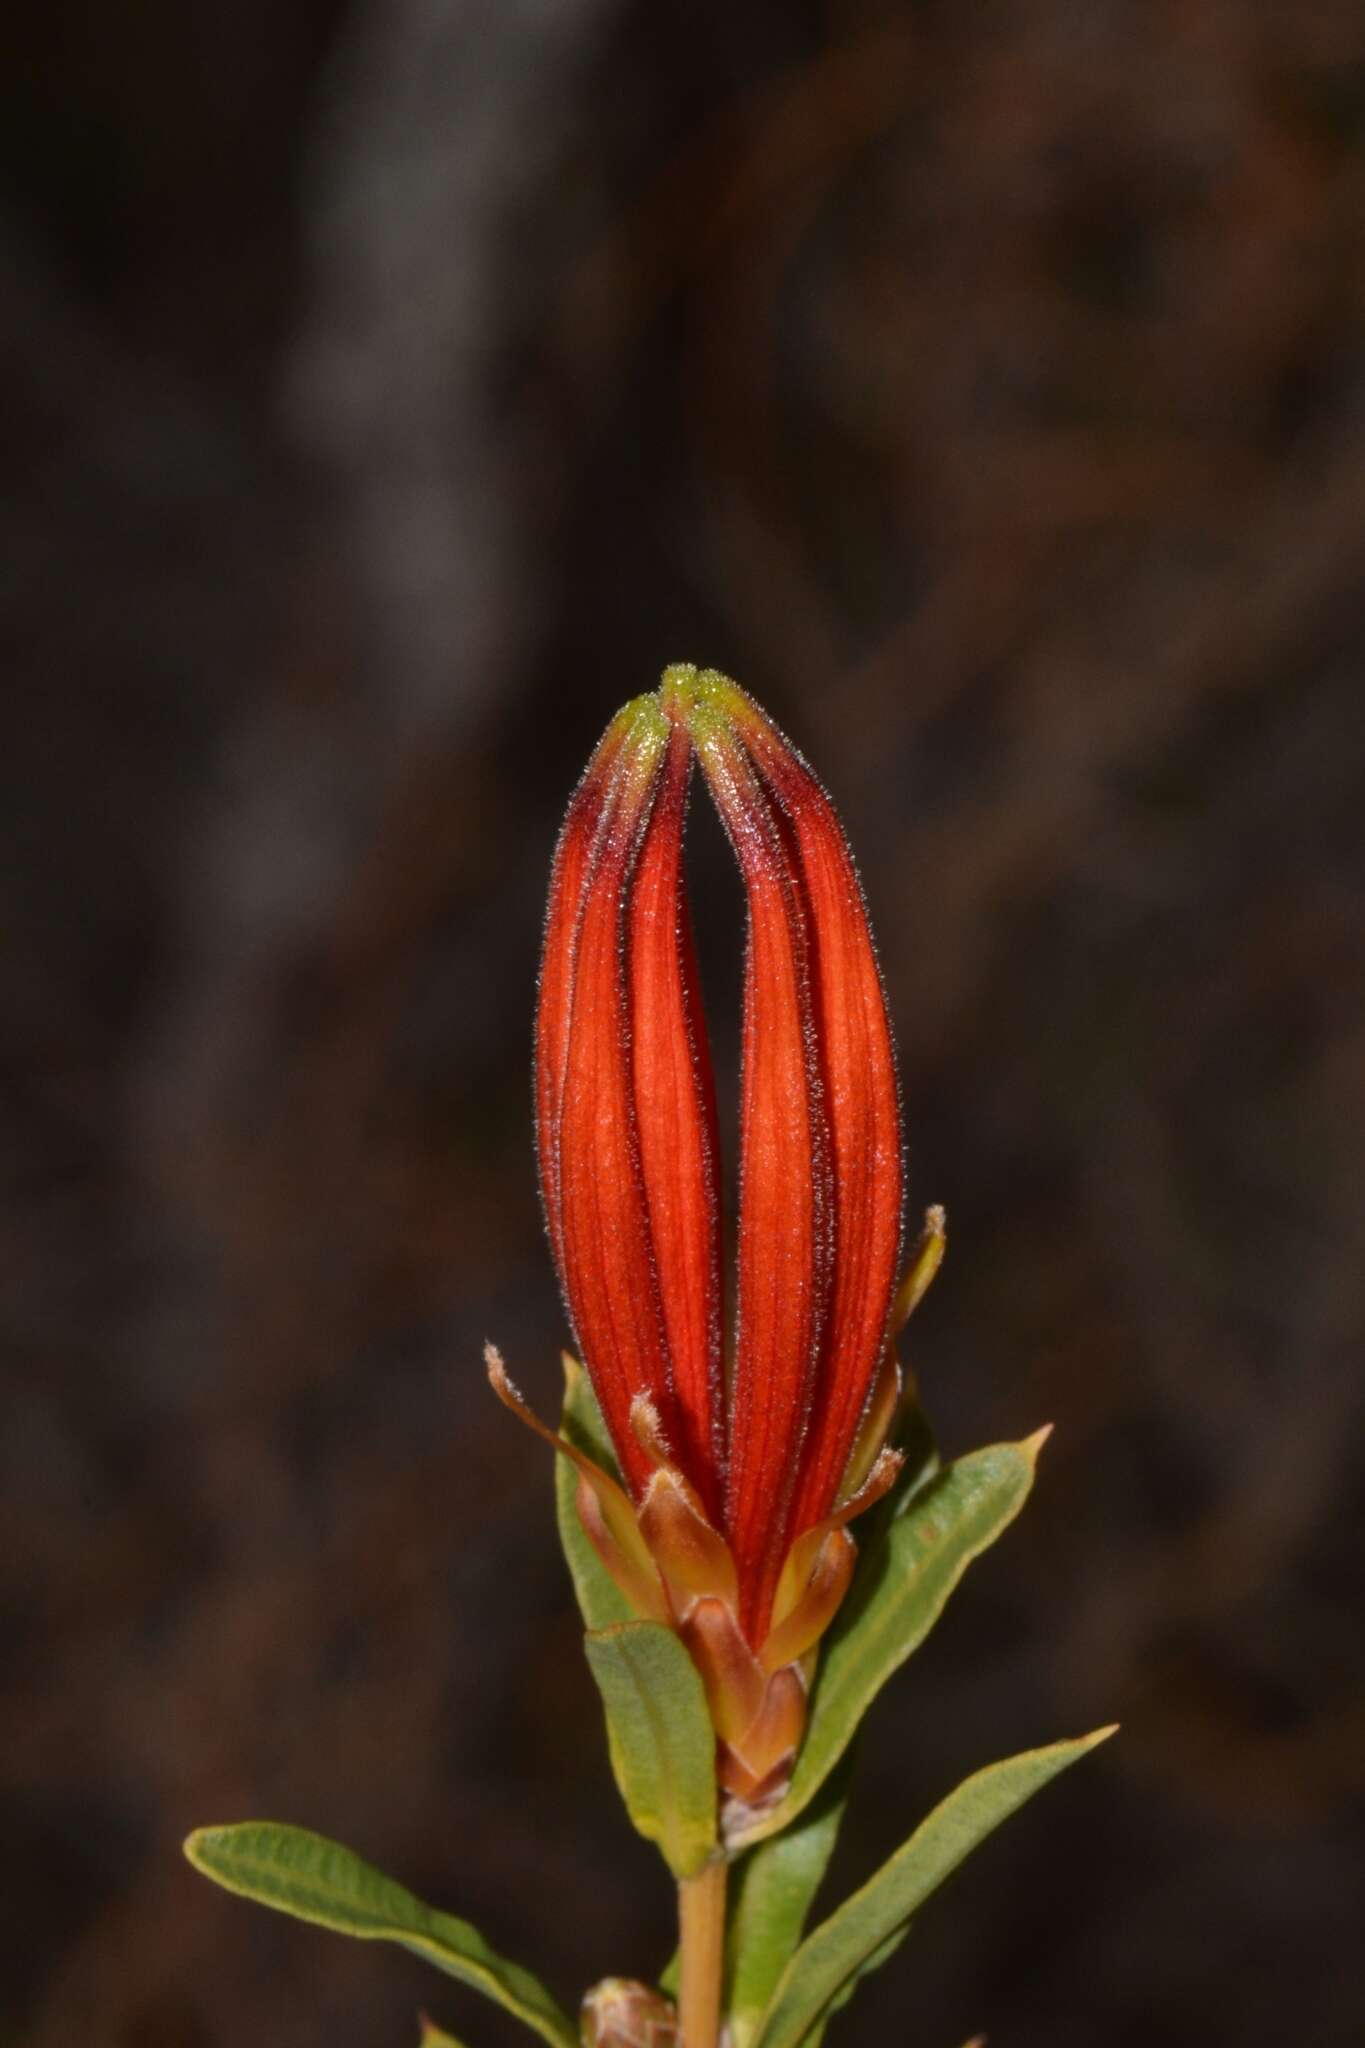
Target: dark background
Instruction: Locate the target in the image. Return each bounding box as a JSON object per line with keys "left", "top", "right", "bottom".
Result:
{"left": 4, "top": 2, "right": 1364, "bottom": 2043}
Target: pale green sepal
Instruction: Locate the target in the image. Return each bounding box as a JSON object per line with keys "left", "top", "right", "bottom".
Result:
{"left": 735, "top": 1435, "right": 1046, "bottom": 1848}
{"left": 749, "top": 1727, "right": 1117, "bottom": 2048}
{"left": 556, "top": 1356, "right": 635, "bottom": 1629}
{"left": 183, "top": 1822, "right": 576, "bottom": 2048}
{"left": 723, "top": 1755, "right": 852, "bottom": 2047}
{"left": 582, "top": 1621, "right": 718, "bottom": 1878}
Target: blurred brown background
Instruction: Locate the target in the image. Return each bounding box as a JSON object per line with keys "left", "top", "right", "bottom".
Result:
{"left": 3, "top": 2, "right": 1364, "bottom": 2043}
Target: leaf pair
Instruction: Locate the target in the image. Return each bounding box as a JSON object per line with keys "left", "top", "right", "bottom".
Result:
{"left": 184, "top": 1729, "right": 1113, "bottom": 2048}
{"left": 184, "top": 1372, "right": 1113, "bottom": 2046}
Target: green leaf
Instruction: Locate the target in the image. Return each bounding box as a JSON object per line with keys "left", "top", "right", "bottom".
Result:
{"left": 800, "top": 1926, "right": 904, "bottom": 2047}
{"left": 183, "top": 1823, "right": 576, "bottom": 2048}
{"left": 735, "top": 1434, "right": 1047, "bottom": 1848}
{"left": 749, "top": 1727, "right": 1116, "bottom": 2048}
{"left": 583, "top": 1621, "right": 718, "bottom": 1878}
{"left": 724, "top": 1754, "right": 853, "bottom": 2047}
{"left": 556, "top": 1356, "right": 635, "bottom": 1630}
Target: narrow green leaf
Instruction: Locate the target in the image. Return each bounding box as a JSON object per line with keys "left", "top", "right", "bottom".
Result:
{"left": 724, "top": 1754, "right": 853, "bottom": 2047}
{"left": 583, "top": 1622, "right": 718, "bottom": 1878}
{"left": 800, "top": 1926, "right": 905, "bottom": 2046}
{"left": 556, "top": 1356, "right": 635, "bottom": 1629}
{"left": 183, "top": 1822, "right": 576, "bottom": 2048}
{"left": 750, "top": 1727, "right": 1117, "bottom": 2048}
{"left": 735, "top": 1435, "right": 1046, "bottom": 1848}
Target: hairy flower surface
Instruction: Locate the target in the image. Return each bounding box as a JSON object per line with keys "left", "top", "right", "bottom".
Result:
{"left": 493, "top": 666, "right": 942, "bottom": 1823}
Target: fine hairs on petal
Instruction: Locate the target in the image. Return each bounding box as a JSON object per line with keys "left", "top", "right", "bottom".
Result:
{"left": 630, "top": 1391, "right": 674, "bottom": 1468}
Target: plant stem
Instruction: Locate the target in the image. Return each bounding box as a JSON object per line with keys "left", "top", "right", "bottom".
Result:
{"left": 677, "top": 1855, "right": 728, "bottom": 2048}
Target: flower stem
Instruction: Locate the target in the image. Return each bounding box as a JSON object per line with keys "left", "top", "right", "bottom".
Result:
{"left": 677, "top": 1856, "right": 728, "bottom": 2048}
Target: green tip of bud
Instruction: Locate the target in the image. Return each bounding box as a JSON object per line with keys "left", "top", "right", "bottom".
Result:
{"left": 596, "top": 692, "right": 670, "bottom": 794}
{"left": 658, "top": 661, "right": 700, "bottom": 712}
{"left": 656, "top": 664, "right": 757, "bottom": 748}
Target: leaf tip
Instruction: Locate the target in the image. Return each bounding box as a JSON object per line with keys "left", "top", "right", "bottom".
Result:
{"left": 1021, "top": 1422, "right": 1054, "bottom": 1463}
{"left": 560, "top": 1348, "right": 585, "bottom": 1392}
{"left": 182, "top": 1826, "right": 217, "bottom": 1871}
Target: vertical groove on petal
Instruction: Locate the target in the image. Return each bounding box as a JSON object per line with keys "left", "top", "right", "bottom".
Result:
{"left": 691, "top": 700, "right": 833, "bottom": 1640}
{"left": 535, "top": 704, "right": 636, "bottom": 1279}
{"left": 627, "top": 721, "right": 724, "bottom": 1512}
{"left": 536, "top": 699, "right": 677, "bottom": 1497}
{"left": 728, "top": 685, "right": 903, "bottom": 1542}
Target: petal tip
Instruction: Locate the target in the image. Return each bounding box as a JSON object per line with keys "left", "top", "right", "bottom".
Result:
{"left": 658, "top": 662, "right": 702, "bottom": 719}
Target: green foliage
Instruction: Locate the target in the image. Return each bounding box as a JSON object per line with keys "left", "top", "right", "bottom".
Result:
{"left": 583, "top": 1621, "right": 719, "bottom": 1878}
{"left": 185, "top": 1393, "right": 1107, "bottom": 2048}
{"left": 748, "top": 1728, "right": 1116, "bottom": 2048}
{"left": 735, "top": 1434, "right": 1047, "bottom": 1848}
{"left": 722, "top": 1754, "right": 853, "bottom": 2047}
{"left": 182, "top": 1823, "right": 576, "bottom": 2048}
{"left": 556, "top": 1356, "right": 635, "bottom": 1629}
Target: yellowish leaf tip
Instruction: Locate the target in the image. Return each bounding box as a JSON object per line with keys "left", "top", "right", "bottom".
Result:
{"left": 1021, "top": 1422, "right": 1054, "bottom": 1462}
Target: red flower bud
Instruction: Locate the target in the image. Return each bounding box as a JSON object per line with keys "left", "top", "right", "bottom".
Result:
{"left": 505, "top": 667, "right": 939, "bottom": 1825}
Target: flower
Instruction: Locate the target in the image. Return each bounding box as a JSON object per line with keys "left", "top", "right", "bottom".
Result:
{"left": 490, "top": 667, "right": 943, "bottom": 1826}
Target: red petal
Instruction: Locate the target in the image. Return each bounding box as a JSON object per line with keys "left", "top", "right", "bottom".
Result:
{"left": 627, "top": 720, "right": 724, "bottom": 1511}
{"left": 536, "top": 699, "right": 676, "bottom": 1495}
{"left": 739, "top": 698, "right": 903, "bottom": 1542}
{"left": 691, "top": 699, "right": 833, "bottom": 1639}
{"left": 535, "top": 704, "right": 636, "bottom": 1278}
